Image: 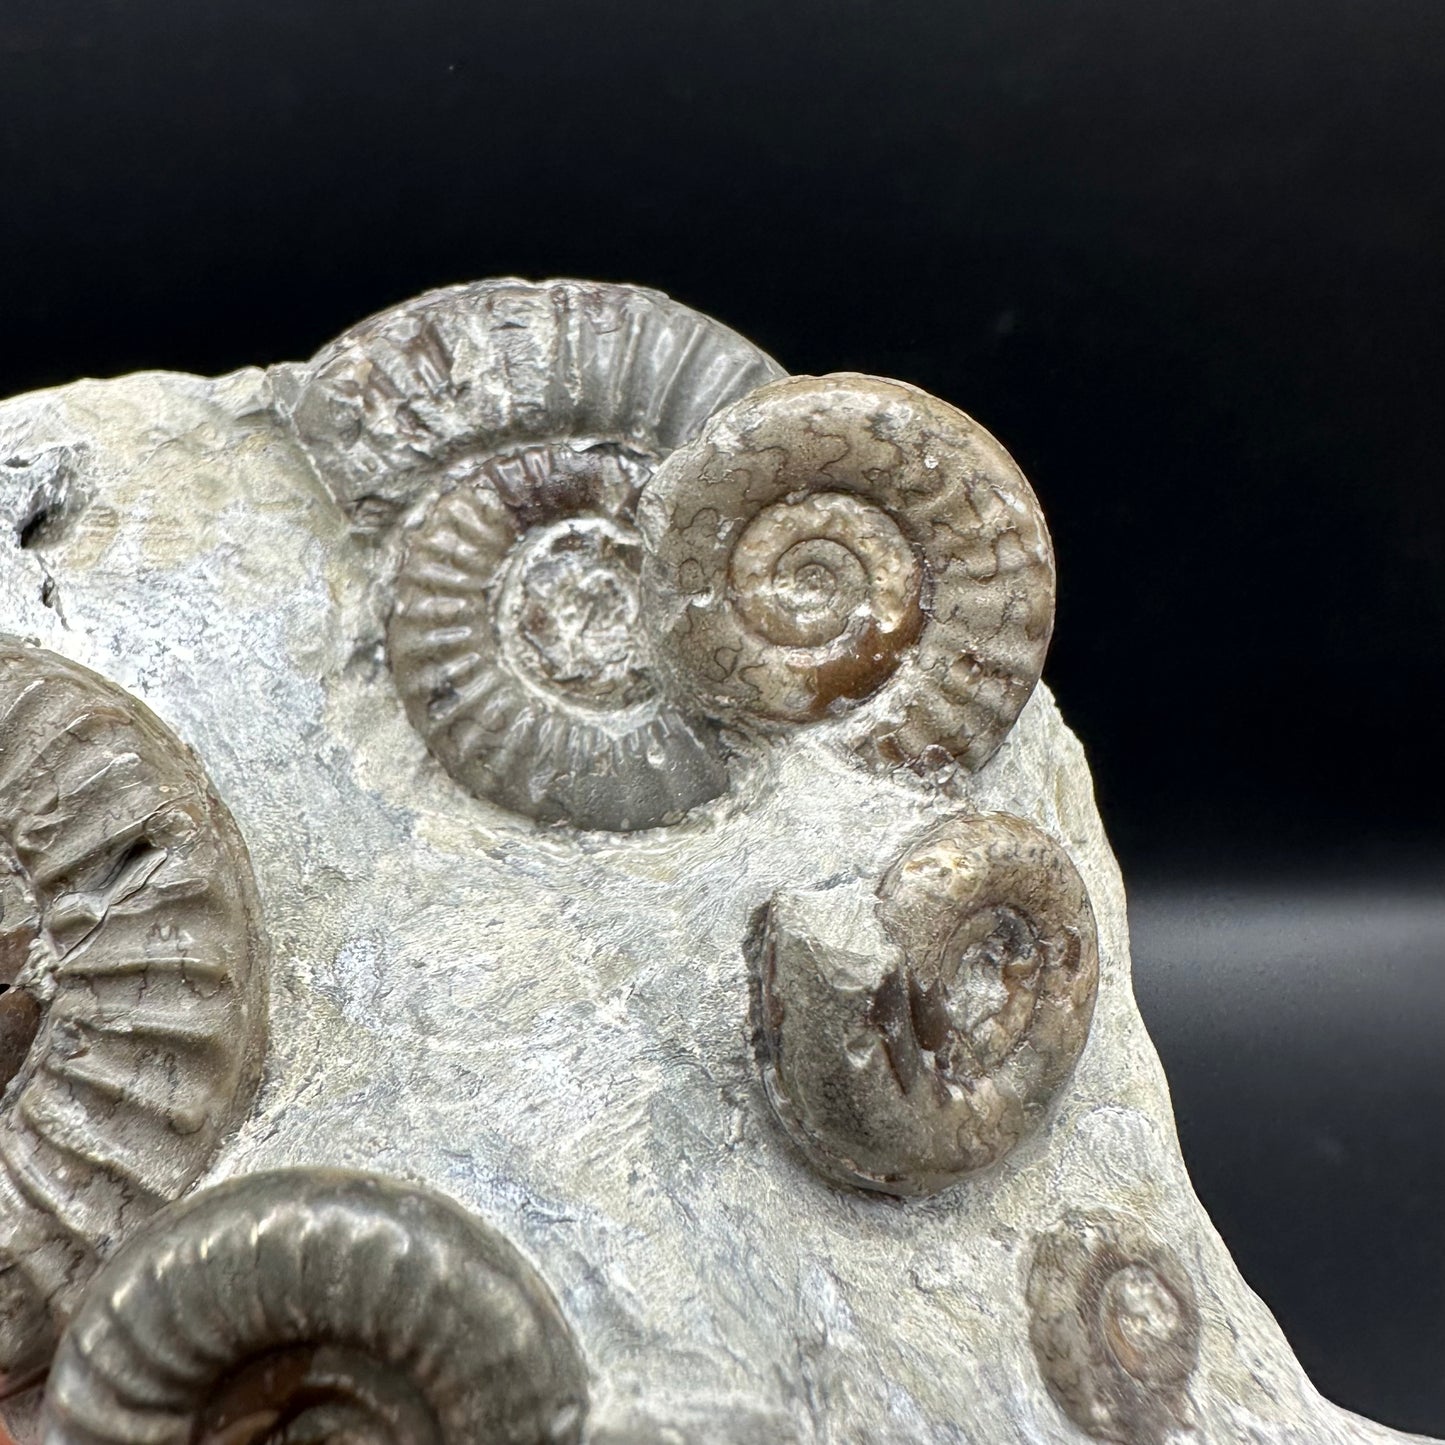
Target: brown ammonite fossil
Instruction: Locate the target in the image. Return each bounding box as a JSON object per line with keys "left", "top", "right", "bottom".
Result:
{"left": 0, "top": 639, "right": 268, "bottom": 1383}
{"left": 751, "top": 812, "right": 1097, "bottom": 1195}
{"left": 1027, "top": 1211, "right": 1201, "bottom": 1443}
{"left": 638, "top": 373, "right": 1056, "bottom": 775}
{"left": 282, "top": 278, "right": 785, "bottom": 832}
{"left": 38, "top": 1168, "right": 589, "bottom": 1445}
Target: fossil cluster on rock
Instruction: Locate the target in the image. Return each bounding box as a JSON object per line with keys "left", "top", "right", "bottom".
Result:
{"left": 0, "top": 281, "right": 1423, "bottom": 1444}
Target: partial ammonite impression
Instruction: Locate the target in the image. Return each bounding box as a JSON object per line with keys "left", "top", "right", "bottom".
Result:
{"left": 39, "top": 1168, "right": 589, "bottom": 1445}
{"left": 0, "top": 639, "right": 268, "bottom": 1380}
{"left": 284, "top": 278, "right": 785, "bottom": 831}
{"left": 1027, "top": 1211, "right": 1201, "bottom": 1443}
{"left": 752, "top": 812, "right": 1097, "bottom": 1195}
{"left": 640, "top": 373, "right": 1055, "bottom": 774}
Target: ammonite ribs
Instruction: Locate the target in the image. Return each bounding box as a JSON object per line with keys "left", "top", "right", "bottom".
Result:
{"left": 640, "top": 373, "right": 1056, "bottom": 774}
{"left": 0, "top": 271, "right": 1414, "bottom": 1445}
{"left": 284, "top": 279, "right": 785, "bottom": 832}
{"left": 39, "top": 1169, "right": 588, "bottom": 1445}
{"left": 0, "top": 639, "right": 267, "bottom": 1380}
{"left": 753, "top": 812, "right": 1098, "bottom": 1195}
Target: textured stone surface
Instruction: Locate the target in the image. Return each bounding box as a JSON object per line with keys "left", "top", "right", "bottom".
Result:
{"left": 0, "top": 344, "right": 1432, "bottom": 1442}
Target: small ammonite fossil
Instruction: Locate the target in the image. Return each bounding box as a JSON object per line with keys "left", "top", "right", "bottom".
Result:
{"left": 752, "top": 812, "right": 1097, "bottom": 1195}
{"left": 39, "top": 1168, "right": 589, "bottom": 1445}
{"left": 0, "top": 639, "right": 268, "bottom": 1380}
{"left": 639, "top": 373, "right": 1056, "bottom": 775}
{"left": 283, "top": 278, "right": 785, "bottom": 832}
{"left": 1027, "top": 1211, "right": 1201, "bottom": 1443}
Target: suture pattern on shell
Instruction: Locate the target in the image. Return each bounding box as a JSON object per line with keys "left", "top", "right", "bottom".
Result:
{"left": 39, "top": 1168, "right": 589, "bottom": 1445}
{"left": 285, "top": 278, "right": 785, "bottom": 832}
{"left": 639, "top": 373, "right": 1056, "bottom": 775}
{"left": 1027, "top": 1211, "right": 1201, "bottom": 1444}
{"left": 752, "top": 812, "right": 1097, "bottom": 1196}
{"left": 0, "top": 639, "right": 268, "bottom": 1380}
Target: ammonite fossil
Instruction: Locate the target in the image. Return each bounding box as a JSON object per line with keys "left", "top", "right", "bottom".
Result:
{"left": 2, "top": 274, "right": 1419, "bottom": 1445}
{"left": 752, "top": 812, "right": 1098, "bottom": 1195}
{"left": 39, "top": 1168, "right": 589, "bottom": 1445}
{"left": 1027, "top": 1211, "right": 1201, "bottom": 1443}
{"left": 0, "top": 639, "right": 268, "bottom": 1379}
{"left": 284, "top": 278, "right": 785, "bottom": 831}
{"left": 639, "top": 373, "right": 1056, "bottom": 774}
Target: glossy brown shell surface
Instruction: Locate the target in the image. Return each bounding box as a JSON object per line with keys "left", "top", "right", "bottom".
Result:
{"left": 754, "top": 811, "right": 1098, "bottom": 1195}
{"left": 640, "top": 373, "right": 1056, "bottom": 773}
{"left": 1027, "top": 1210, "right": 1202, "bottom": 1443}
{"left": 286, "top": 279, "right": 785, "bottom": 831}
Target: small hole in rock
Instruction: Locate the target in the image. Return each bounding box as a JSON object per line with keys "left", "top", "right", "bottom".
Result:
{"left": 17, "top": 502, "right": 63, "bottom": 551}
{"left": 18, "top": 506, "right": 54, "bottom": 550}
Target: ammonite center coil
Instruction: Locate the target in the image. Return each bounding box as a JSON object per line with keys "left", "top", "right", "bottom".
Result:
{"left": 285, "top": 279, "right": 785, "bottom": 832}
{"left": 754, "top": 811, "right": 1098, "bottom": 1195}
{"left": 640, "top": 373, "right": 1056, "bottom": 775}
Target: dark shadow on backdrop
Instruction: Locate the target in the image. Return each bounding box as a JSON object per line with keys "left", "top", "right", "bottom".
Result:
{"left": 1, "top": 0, "right": 1441, "bottom": 1431}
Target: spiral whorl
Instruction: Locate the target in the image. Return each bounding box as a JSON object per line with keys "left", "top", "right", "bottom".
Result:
{"left": 39, "top": 1169, "right": 589, "bottom": 1445}
{"left": 286, "top": 279, "right": 786, "bottom": 831}
{"left": 753, "top": 812, "right": 1097, "bottom": 1195}
{"left": 640, "top": 373, "right": 1055, "bottom": 773}
{"left": 1027, "top": 1211, "right": 1201, "bottom": 1443}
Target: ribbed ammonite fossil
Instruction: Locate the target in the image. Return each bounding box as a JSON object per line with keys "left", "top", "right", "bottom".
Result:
{"left": 639, "top": 373, "right": 1056, "bottom": 774}
{"left": 752, "top": 812, "right": 1098, "bottom": 1195}
{"left": 283, "top": 278, "right": 785, "bottom": 832}
{"left": 1027, "top": 1211, "right": 1201, "bottom": 1443}
{"left": 38, "top": 1168, "right": 588, "bottom": 1445}
{"left": 4, "top": 272, "right": 1417, "bottom": 1445}
{"left": 0, "top": 639, "right": 268, "bottom": 1381}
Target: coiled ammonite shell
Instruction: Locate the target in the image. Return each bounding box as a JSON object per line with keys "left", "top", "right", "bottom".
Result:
{"left": 752, "top": 812, "right": 1097, "bottom": 1195}
{"left": 0, "top": 640, "right": 268, "bottom": 1379}
{"left": 639, "top": 373, "right": 1055, "bottom": 773}
{"left": 286, "top": 279, "right": 784, "bottom": 831}
{"left": 39, "top": 1168, "right": 589, "bottom": 1445}
{"left": 1027, "top": 1211, "right": 1201, "bottom": 1443}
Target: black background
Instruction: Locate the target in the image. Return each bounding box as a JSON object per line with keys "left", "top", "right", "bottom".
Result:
{"left": 2, "top": 0, "right": 1442, "bottom": 1432}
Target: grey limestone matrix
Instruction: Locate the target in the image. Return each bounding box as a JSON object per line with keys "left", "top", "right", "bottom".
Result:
{"left": 0, "top": 279, "right": 1429, "bottom": 1444}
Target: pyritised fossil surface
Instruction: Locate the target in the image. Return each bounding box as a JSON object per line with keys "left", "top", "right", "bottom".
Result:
{"left": 0, "top": 279, "right": 1432, "bottom": 1444}
{"left": 0, "top": 642, "right": 268, "bottom": 1384}
{"left": 640, "top": 372, "right": 1055, "bottom": 770}
{"left": 41, "top": 1168, "right": 587, "bottom": 1445}
{"left": 294, "top": 280, "right": 783, "bottom": 832}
